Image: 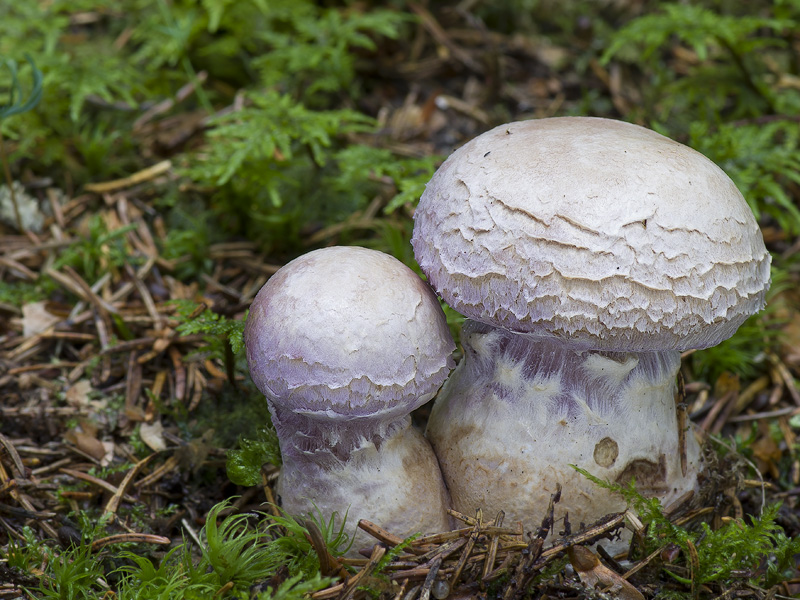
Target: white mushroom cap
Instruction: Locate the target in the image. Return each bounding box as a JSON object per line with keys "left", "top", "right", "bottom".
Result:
{"left": 245, "top": 246, "right": 455, "bottom": 451}
{"left": 412, "top": 117, "right": 771, "bottom": 351}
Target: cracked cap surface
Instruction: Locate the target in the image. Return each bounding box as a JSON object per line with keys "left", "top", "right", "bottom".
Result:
{"left": 412, "top": 117, "right": 771, "bottom": 351}
{"left": 245, "top": 246, "right": 455, "bottom": 420}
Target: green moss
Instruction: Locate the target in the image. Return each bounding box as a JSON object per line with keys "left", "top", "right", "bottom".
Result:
{"left": 573, "top": 465, "right": 800, "bottom": 591}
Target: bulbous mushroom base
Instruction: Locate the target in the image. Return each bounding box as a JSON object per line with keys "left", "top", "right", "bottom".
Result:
{"left": 278, "top": 423, "right": 453, "bottom": 556}
{"left": 427, "top": 321, "right": 702, "bottom": 554}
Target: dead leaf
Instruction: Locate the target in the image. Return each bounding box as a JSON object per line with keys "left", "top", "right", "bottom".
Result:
{"left": 139, "top": 420, "right": 167, "bottom": 452}
{"left": 21, "top": 301, "right": 60, "bottom": 337}
{"left": 569, "top": 546, "right": 644, "bottom": 600}
{"left": 0, "top": 182, "right": 45, "bottom": 232}
{"left": 533, "top": 41, "right": 570, "bottom": 69}
{"left": 175, "top": 429, "right": 215, "bottom": 473}
{"left": 99, "top": 440, "right": 115, "bottom": 467}
{"left": 65, "top": 428, "right": 107, "bottom": 461}
{"left": 752, "top": 425, "right": 782, "bottom": 479}
{"left": 714, "top": 371, "right": 741, "bottom": 398}
{"left": 125, "top": 405, "right": 147, "bottom": 422}
{"left": 65, "top": 380, "right": 93, "bottom": 408}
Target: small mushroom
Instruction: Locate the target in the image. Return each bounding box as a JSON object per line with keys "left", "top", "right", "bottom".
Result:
{"left": 244, "top": 246, "right": 455, "bottom": 552}
{"left": 411, "top": 117, "right": 771, "bottom": 549}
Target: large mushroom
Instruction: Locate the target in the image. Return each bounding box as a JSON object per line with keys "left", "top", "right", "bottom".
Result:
{"left": 244, "top": 246, "right": 455, "bottom": 552}
{"left": 411, "top": 117, "right": 771, "bottom": 548}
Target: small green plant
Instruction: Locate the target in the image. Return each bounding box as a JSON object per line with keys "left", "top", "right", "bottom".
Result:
{"left": 601, "top": 4, "right": 793, "bottom": 119}
{"left": 185, "top": 90, "right": 377, "bottom": 250}
{"left": 227, "top": 424, "right": 282, "bottom": 485}
{"left": 53, "top": 215, "right": 139, "bottom": 282}
{"left": 115, "top": 545, "right": 214, "bottom": 600}
{"left": 171, "top": 299, "right": 246, "bottom": 395}
{"left": 253, "top": 5, "right": 407, "bottom": 104}
{"left": 331, "top": 145, "right": 440, "bottom": 215}
{"left": 194, "top": 94, "right": 376, "bottom": 192}
{"left": 690, "top": 313, "right": 779, "bottom": 382}
{"left": 574, "top": 466, "right": 800, "bottom": 591}
{"left": 253, "top": 573, "right": 332, "bottom": 600}
{"left": 0, "top": 278, "right": 55, "bottom": 307}
{"left": 132, "top": 503, "right": 341, "bottom": 595}
{"left": 74, "top": 510, "right": 116, "bottom": 542}
{"left": 371, "top": 532, "right": 418, "bottom": 580}
{"left": 172, "top": 299, "right": 245, "bottom": 356}
{"left": 688, "top": 120, "right": 800, "bottom": 237}
{"left": 158, "top": 204, "right": 219, "bottom": 280}
{"left": 197, "top": 501, "right": 284, "bottom": 589}
{"left": 354, "top": 533, "right": 419, "bottom": 597}
{"left": 267, "top": 506, "right": 353, "bottom": 577}
{"left": 602, "top": 2, "right": 800, "bottom": 237}
{"left": 38, "top": 543, "right": 107, "bottom": 600}
{"left": 31, "top": 501, "right": 340, "bottom": 598}
{"left": 3, "top": 526, "right": 47, "bottom": 573}
{"left": 0, "top": 53, "right": 43, "bottom": 231}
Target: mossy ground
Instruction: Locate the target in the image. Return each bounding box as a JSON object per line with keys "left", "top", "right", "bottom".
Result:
{"left": 1, "top": 1, "right": 799, "bottom": 598}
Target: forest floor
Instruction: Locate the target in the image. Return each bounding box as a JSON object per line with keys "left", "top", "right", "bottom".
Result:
{"left": 1, "top": 2, "right": 800, "bottom": 599}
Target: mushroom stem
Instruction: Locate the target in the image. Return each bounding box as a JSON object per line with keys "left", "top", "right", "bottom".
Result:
{"left": 426, "top": 320, "right": 702, "bottom": 549}
{"left": 279, "top": 417, "right": 453, "bottom": 551}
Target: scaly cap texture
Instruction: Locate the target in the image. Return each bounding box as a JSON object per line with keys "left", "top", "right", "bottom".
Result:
{"left": 412, "top": 117, "right": 771, "bottom": 351}
{"left": 245, "top": 246, "right": 455, "bottom": 425}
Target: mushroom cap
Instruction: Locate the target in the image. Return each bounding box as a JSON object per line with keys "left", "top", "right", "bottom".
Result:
{"left": 412, "top": 117, "right": 771, "bottom": 351}
{"left": 244, "top": 246, "right": 455, "bottom": 422}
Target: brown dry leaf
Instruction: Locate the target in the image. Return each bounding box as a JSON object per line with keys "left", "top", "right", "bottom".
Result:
{"left": 568, "top": 546, "right": 644, "bottom": 600}
{"left": 175, "top": 429, "right": 215, "bottom": 473}
{"left": 99, "top": 440, "right": 115, "bottom": 467}
{"left": 777, "top": 73, "right": 800, "bottom": 90}
{"left": 153, "top": 337, "right": 171, "bottom": 353}
{"left": 752, "top": 426, "right": 782, "bottom": 479}
{"left": 125, "top": 405, "right": 147, "bottom": 422}
{"left": 64, "top": 428, "right": 107, "bottom": 461}
{"left": 20, "top": 301, "right": 60, "bottom": 337}
{"left": 164, "top": 276, "right": 198, "bottom": 300}
{"left": 388, "top": 104, "right": 426, "bottom": 140}
{"left": 714, "top": 371, "right": 741, "bottom": 398}
{"left": 65, "top": 380, "right": 93, "bottom": 408}
{"left": 533, "top": 41, "right": 570, "bottom": 69}
{"left": 139, "top": 420, "right": 167, "bottom": 452}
